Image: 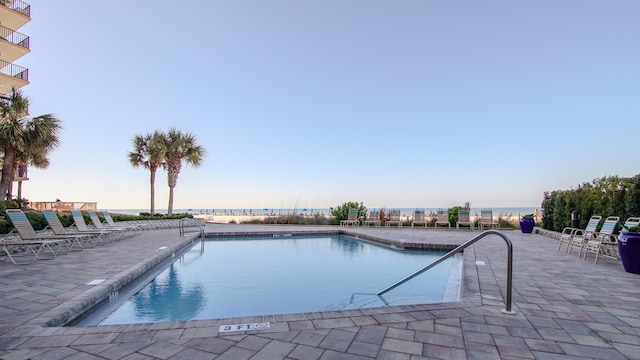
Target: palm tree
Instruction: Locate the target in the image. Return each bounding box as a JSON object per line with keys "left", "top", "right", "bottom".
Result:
{"left": 161, "top": 128, "right": 206, "bottom": 215}
{"left": 14, "top": 145, "right": 52, "bottom": 200}
{"left": 128, "top": 130, "right": 165, "bottom": 215}
{"left": 0, "top": 89, "right": 61, "bottom": 200}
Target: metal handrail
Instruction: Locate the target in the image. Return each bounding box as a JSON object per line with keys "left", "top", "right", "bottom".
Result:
{"left": 0, "top": 0, "right": 30, "bottom": 17}
{"left": 377, "top": 230, "right": 516, "bottom": 315}
{"left": 0, "top": 59, "right": 28, "bottom": 81}
{"left": 0, "top": 24, "right": 29, "bottom": 49}
{"left": 179, "top": 217, "right": 204, "bottom": 239}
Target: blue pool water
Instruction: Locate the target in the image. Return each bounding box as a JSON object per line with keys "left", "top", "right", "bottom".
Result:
{"left": 90, "top": 234, "right": 462, "bottom": 325}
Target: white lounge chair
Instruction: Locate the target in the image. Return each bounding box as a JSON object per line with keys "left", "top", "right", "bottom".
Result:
{"left": 340, "top": 208, "right": 360, "bottom": 227}
{"left": 479, "top": 210, "right": 499, "bottom": 231}
{"left": 456, "top": 210, "right": 473, "bottom": 230}
{"left": 101, "top": 210, "right": 144, "bottom": 234}
{"left": 411, "top": 209, "right": 427, "bottom": 229}
{"left": 42, "top": 211, "right": 95, "bottom": 250}
{"left": 88, "top": 211, "right": 137, "bottom": 239}
{"left": 385, "top": 209, "right": 402, "bottom": 228}
{"left": 3, "top": 209, "right": 74, "bottom": 264}
{"left": 566, "top": 215, "right": 602, "bottom": 257}
{"left": 70, "top": 210, "right": 116, "bottom": 244}
{"left": 434, "top": 209, "right": 450, "bottom": 230}
{"left": 583, "top": 216, "right": 619, "bottom": 263}
{"left": 558, "top": 226, "right": 579, "bottom": 252}
{"left": 362, "top": 210, "right": 381, "bottom": 228}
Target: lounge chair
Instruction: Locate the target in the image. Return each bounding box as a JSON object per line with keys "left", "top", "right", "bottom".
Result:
{"left": 411, "top": 209, "right": 427, "bottom": 229}
{"left": 0, "top": 236, "right": 55, "bottom": 265}
{"left": 434, "top": 209, "right": 450, "bottom": 229}
{"left": 101, "top": 210, "right": 144, "bottom": 234}
{"left": 4, "top": 209, "right": 75, "bottom": 263}
{"left": 42, "top": 211, "right": 95, "bottom": 250}
{"left": 362, "top": 210, "right": 381, "bottom": 228}
{"left": 566, "top": 215, "right": 602, "bottom": 257}
{"left": 340, "top": 208, "right": 360, "bottom": 227}
{"left": 87, "top": 211, "right": 137, "bottom": 238}
{"left": 583, "top": 216, "right": 619, "bottom": 263}
{"left": 70, "top": 210, "right": 116, "bottom": 244}
{"left": 622, "top": 217, "right": 640, "bottom": 231}
{"left": 385, "top": 209, "right": 402, "bottom": 228}
{"left": 557, "top": 226, "right": 580, "bottom": 252}
{"left": 478, "top": 210, "right": 499, "bottom": 231}
{"left": 456, "top": 210, "right": 473, "bottom": 230}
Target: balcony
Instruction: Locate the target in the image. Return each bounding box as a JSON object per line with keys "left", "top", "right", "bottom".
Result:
{"left": 0, "top": 58, "right": 28, "bottom": 94}
{"left": 0, "top": 0, "right": 30, "bottom": 30}
{"left": 0, "top": 24, "right": 29, "bottom": 62}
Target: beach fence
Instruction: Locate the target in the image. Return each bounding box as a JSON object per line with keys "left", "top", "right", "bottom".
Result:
{"left": 192, "top": 208, "right": 540, "bottom": 226}
{"left": 28, "top": 201, "right": 98, "bottom": 212}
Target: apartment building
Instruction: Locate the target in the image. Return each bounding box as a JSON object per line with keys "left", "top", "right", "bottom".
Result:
{"left": 0, "top": 0, "right": 30, "bottom": 95}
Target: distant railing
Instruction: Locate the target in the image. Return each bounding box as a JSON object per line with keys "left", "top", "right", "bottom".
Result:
{"left": 28, "top": 201, "right": 98, "bottom": 212}
{"left": 0, "top": 59, "right": 28, "bottom": 81}
{"left": 0, "top": 24, "right": 29, "bottom": 49}
{"left": 0, "top": 0, "right": 30, "bottom": 17}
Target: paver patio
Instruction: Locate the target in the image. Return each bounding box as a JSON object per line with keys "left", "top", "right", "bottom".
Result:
{"left": 1, "top": 223, "right": 639, "bottom": 359}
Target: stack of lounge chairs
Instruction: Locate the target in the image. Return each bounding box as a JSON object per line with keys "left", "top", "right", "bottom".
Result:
{"left": 1, "top": 209, "right": 143, "bottom": 265}
{"left": 557, "top": 215, "right": 640, "bottom": 264}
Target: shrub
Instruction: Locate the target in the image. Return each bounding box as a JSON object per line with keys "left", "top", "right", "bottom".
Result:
{"left": 448, "top": 206, "right": 462, "bottom": 226}
{"left": 541, "top": 174, "right": 640, "bottom": 232}
{"left": 330, "top": 201, "right": 367, "bottom": 225}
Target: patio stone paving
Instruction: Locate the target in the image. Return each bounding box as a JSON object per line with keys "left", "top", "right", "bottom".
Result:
{"left": 1, "top": 223, "right": 639, "bottom": 359}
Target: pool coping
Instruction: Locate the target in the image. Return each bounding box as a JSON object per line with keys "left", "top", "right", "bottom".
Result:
{"left": 42, "top": 229, "right": 483, "bottom": 330}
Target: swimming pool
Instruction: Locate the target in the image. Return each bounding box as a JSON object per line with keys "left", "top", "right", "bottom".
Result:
{"left": 81, "top": 234, "right": 462, "bottom": 325}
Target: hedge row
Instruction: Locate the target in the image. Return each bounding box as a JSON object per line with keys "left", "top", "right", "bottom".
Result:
{"left": 541, "top": 175, "right": 640, "bottom": 232}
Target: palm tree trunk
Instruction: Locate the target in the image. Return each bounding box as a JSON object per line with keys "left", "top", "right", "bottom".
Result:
{"left": 167, "top": 167, "right": 179, "bottom": 216}
{"left": 16, "top": 164, "right": 26, "bottom": 200}
{"left": 168, "top": 186, "right": 174, "bottom": 215}
{"left": 6, "top": 161, "right": 19, "bottom": 198}
{"left": 0, "top": 146, "right": 16, "bottom": 200}
{"left": 150, "top": 168, "right": 156, "bottom": 215}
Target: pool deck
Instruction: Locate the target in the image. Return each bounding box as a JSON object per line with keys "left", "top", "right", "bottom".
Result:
{"left": 1, "top": 224, "right": 640, "bottom": 359}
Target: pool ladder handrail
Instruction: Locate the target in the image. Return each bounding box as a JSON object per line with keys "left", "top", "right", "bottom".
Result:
{"left": 377, "top": 230, "right": 516, "bottom": 315}
{"left": 179, "top": 217, "right": 205, "bottom": 240}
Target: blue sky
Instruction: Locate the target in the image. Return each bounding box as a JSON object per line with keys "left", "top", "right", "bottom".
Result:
{"left": 18, "top": 1, "right": 640, "bottom": 210}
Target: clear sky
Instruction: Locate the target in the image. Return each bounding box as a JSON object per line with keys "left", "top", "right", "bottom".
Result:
{"left": 18, "top": 1, "right": 640, "bottom": 211}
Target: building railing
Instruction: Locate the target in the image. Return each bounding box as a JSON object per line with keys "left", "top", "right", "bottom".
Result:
{"left": 0, "top": 59, "right": 28, "bottom": 81}
{"left": 0, "top": 24, "right": 29, "bottom": 49}
{"left": 0, "top": 0, "right": 30, "bottom": 18}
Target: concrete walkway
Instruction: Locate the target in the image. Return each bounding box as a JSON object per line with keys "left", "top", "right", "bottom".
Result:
{"left": 1, "top": 224, "right": 639, "bottom": 359}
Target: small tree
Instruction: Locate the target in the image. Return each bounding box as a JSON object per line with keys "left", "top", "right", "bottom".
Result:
{"left": 0, "top": 89, "right": 61, "bottom": 200}
{"left": 128, "top": 130, "right": 165, "bottom": 215}
{"left": 161, "top": 128, "right": 206, "bottom": 215}
{"left": 330, "top": 201, "right": 367, "bottom": 225}
{"left": 448, "top": 206, "right": 462, "bottom": 226}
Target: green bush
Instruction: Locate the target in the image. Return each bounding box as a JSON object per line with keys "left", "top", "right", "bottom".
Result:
{"left": 330, "top": 201, "right": 367, "bottom": 225}
{"left": 244, "top": 214, "right": 332, "bottom": 225}
{"left": 541, "top": 175, "right": 640, "bottom": 232}
{"left": 0, "top": 211, "right": 193, "bottom": 234}
{"left": 448, "top": 206, "right": 462, "bottom": 226}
